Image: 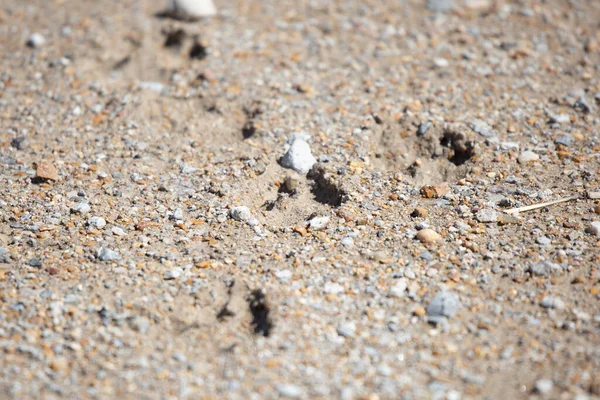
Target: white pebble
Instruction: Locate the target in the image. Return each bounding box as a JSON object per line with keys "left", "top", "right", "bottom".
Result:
{"left": 475, "top": 209, "right": 497, "bottom": 223}
{"left": 587, "top": 221, "right": 600, "bottom": 236}
{"left": 518, "top": 150, "right": 539, "bottom": 164}
{"left": 324, "top": 282, "right": 344, "bottom": 295}
{"left": 388, "top": 279, "right": 408, "bottom": 298}
{"left": 164, "top": 267, "right": 183, "bottom": 280}
{"left": 167, "top": 0, "right": 216, "bottom": 19}
{"left": 87, "top": 216, "right": 106, "bottom": 230}
{"left": 230, "top": 206, "right": 252, "bottom": 222}
{"left": 277, "top": 384, "right": 303, "bottom": 398}
{"left": 535, "top": 379, "right": 553, "bottom": 394}
{"left": 308, "top": 216, "right": 330, "bottom": 230}
{"left": 280, "top": 139, "right": 316, "bottom": 175}
{"left": 27, "top": 33, "right": 46, "bottom": 48}
{"left": 70, "top": 203, "right": 91, "bottom": 215}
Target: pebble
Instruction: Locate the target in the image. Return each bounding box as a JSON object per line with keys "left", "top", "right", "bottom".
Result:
{"left": 87, "top": 217, "right": 106, "bottom": 230}
{"left": 427, "top": 0, "right": 453, "bottom": 12}
{"left": 163, "top": 267, "right": 183, "bottom": 280}
{"left": 416, "top": 229, "right": 440, "bottom": 243}
{"left": 540, "top": 296, "right": 565, "bottom": 310}
{"left": 517, "top": 151, "right": 539, "bottom": 164}
{"left": 536, "top": 236, "right": 551, "bottom": 245}
{"left": 276, "top": 384, "right": 303, "bottom": 398}
{"left": 165, "top": 0, "right": 216, "bottom": 20}
{"left": 323, "top": 282, "right": 344, "bottom": 295}
{"left": 528, "top": 260, "right": 562, "bottom": 276}
{"left": 426, "top": 291, "right": 460, "bottom": 318}
{"left": 35, "top": 161, "right": 59, "bottom": 181}
{"left": 230, "top": 206, "right": 252, "bottom": 222}
{"left": 129, "top": 316, "right": 151, "bottom": 334}
{"left": 283, "top": 175, "right": 301, "bottom": 192}
{"left": 308, "top": 216, "right": 330, "bottom": 230}
{"left": 70, "top": 203, "right": 91, "bottom": 215}
{"left": 10, "top": 136, "right": 28, "bottom": 150}
{"left": 336, "top": 321, "right": 357, "bottom": 338}
{"left": 27, "top": 33, "right": 46, "bottom": 48}
{"left": 112, "top": 227, "right": 126, "bottom": 236}
{"left": 280, "top": 139, "right": 317, "bottom": 175}
{"left": 586, "top": 221, "right": 600, "bottom": 236}
{"left": 388, "top": 279, "right": 408, "bottom": 298}
{"left": 97, "top": 247, "right": 120, "bottom": 262}
{"left": 535, "top": 379, "right": 553, "bottom": 394}
{"left": 417, "top": 122, "right": 432, "bottom": 136}
{"left": 475, "top": 209, "right": 497, "bottom": 223}
{"left": 411, "top": 207, "right": 428, "bottom": 218}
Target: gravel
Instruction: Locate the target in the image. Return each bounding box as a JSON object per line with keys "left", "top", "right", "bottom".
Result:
{"left": 2, "top": 1, "right": 599, "bottom": 398}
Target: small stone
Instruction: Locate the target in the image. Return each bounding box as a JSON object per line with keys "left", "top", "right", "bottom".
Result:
{"left": 230, "top": 206, "right": 252, "bottom": 222}
{"left": 540, "top": 296, "right": 565, "bottom": 310}
{"left": 518, "top": 151, "right": 539, "bottom": 164}
{"left": 388, "top": 279, "right": 408, "bottom": 298}
{"left": 112, "top": 227, "right": 126, "bottom": 236}
{"left": 10, "top": 136, "right": 28, "bottom": 150}
{"left": 528, "top": 260, "right": 562, "bottom": 276}
{"left": 427, "top": 0, "right": 453, "bottom": 12}
{"left": 416, "top": 229, "right": 440, "bottom": 243}
{"left": 536, "top": 236, "right": 551, "bottom": 245}
{"left": 166, "top": 0, "right": 217, "bottom": 19}
{"left": 26, "top": 258, "right": 42, "bottom": 268}
{"left": 70, "top": 203, "right": 91, "bottom": 215}
{"left": 498, "top": 213, "right": 521, "bottom": 225}
{"left": 27, "top": 33, "right": 46, "bottom": 48}
{"left": 336, "top": 321, "right": 357, "bottom": 338}
{"left": 49, "top": 357, "right": 69, "bottom": 372}
{"left": 275, "top": 269, "right": 292, "bottom": 280}
{"left": 97, "top": 247, "right": 119, "bottom": 262}
{"left": 411, "top": 207, "right": 428, "bottom": 218}
{"left": 129, "top": 316, "right": 151, "bottom": 333}
{"left": 534, "top": 379, "right": 553, "bottom": 394}
{"left": 308, "top": 216, "right": 330, "bottom": 230}
{"left": 283, "top": 175, "right": 301, "bottom": 192}
{"left": 323, "top": 282, "right": 344, "bottom": 295}
{"left": 279, "top": 139, "right": 317, "bottom": 175}
{"left": 87, "top": 216, "right": 106, "bottom": 230}
{"left": 164, "top": 267, "right": 183, "bottom": 280}
{"left": 427, "top": 291, "right": 460, "bottom": 318}
{"left": 341, "top": 237, "right": 354, "bottom": 247}
{"left": 475, "top": 209, "right": 497, "bottom": 223}
{"left": 277, "top": 384, "right": 303, "bottom": 398}
{"left": 586, "top": 221, "right": 600, "bottom": 236}
{"left": 170, "top": 208, "right": 184, "bottom": 221}
{"left": 421, "top": 183, "right": 449, "bottom": 198}
{"left": 417, "top": 122, "right": 432, "bottom": 136}
{"left": 35, "top": 161, "right": 59, "bottom": 181}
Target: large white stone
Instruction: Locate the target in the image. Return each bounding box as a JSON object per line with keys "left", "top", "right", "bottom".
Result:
{"left": 167, "top": 0, "right": 217, "bottom": 19}
{"left": 280, "top": 139, "right": 316, "bottom": 175}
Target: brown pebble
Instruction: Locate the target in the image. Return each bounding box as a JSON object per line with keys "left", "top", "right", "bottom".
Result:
{"left": 284, "top": 175, "right": 300, "bottom": 192}
{"left": 413, "top": 306, "right": 426, "bottom": 317}
{"left": 594, "top": 204, "right": 600, "bottom": 214}
{"left": 416, "top": 229, "right": 440, "bottom": 243}
{"left": 50, "top": 357, "right": 69, "bottom": 371}
{"left": 36, "top": 161, "right": 59, "bottom": 181}
{"left": 411, "top": 207, "right": 429, "bottom": 218}
{"left": 47, "top": 266, "right": 59, "bottom": 275}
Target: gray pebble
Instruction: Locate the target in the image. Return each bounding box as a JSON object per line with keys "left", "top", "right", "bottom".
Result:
{"left": 71, "top": 203, "right": 91, "bottom": 215}
{"left": 97, "top": 247, "right": 120, "bottom": 262}
{"left": 427, "top": 291, "right": 460, "bottom": 318}
{"left": 475, "top": 209, "right": 497, "bottom": 223}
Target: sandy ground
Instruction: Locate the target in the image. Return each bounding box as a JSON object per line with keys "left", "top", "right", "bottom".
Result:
{"left": 1, "top": 0, "right": 600, "bottom": 398}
